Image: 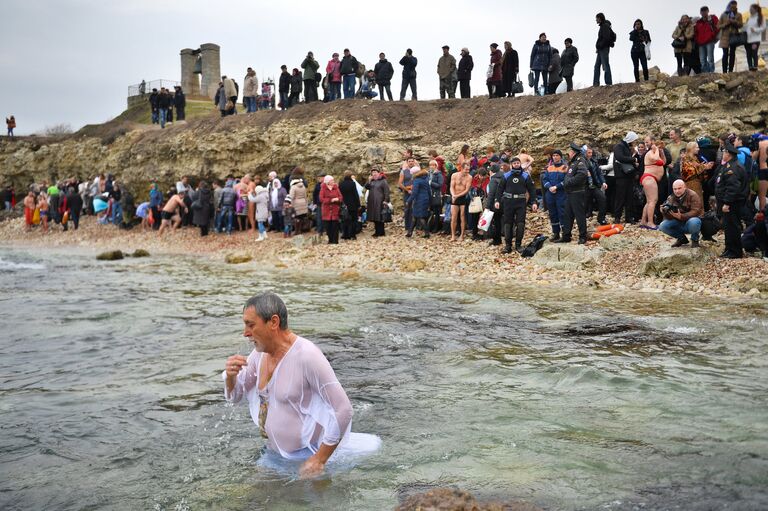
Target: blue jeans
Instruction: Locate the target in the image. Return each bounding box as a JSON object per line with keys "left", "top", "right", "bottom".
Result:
{"left": 593, "top": 48, "right": 612, "bottom": 86}
{"left": 315, "top": 204, "right": 324, "bottom": 233}
{"left": 151, "top": 109, "right": 159, "bottom": 124}
{"left": 111, "top": 202, "right": 123, "bottom": 225}
{"left": 258, "top": 221, "right": 266, "bottom": 234}
{"left": 4, "top": 201, "right": 10, "bottom": 211}
{"left": 244, "top": 96, "right": 257, "bottom": 113}
{"left": 545, "top": 190, "right": 567, "bottom": 234}
{"left": 159, "top": 108, "right": 167, "bottom": 128}
{"left": 343, "top": 74, "right": 356, "bottom": 99}
{"left": 279, "top": 92, "right": 289, "bottom": 110}
{"left": 329, "top": 82, "right": 341, "bottom": 101}
{"left": 699, "top": 43, "right": 715, "bottom": 73}
{"left": 217, "top": 206, "right": 234, "bottom": 233}
{"left": 659, "top": 218, "right": 701, "bottom": 242}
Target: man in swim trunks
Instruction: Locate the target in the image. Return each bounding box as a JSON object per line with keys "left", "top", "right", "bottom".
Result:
{"left": 23, "top": 191, "right": 36, "bottom": 232}
{"left": 450, "top": 161, "right": 472, "bottom": 241}
{"left": 158, "top": 192, "right": 187, "bottom": 235}
{"left": 223, "top": 292, "right": 353, "bottom": 478}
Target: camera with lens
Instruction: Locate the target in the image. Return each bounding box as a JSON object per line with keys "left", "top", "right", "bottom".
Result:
{"left": 661, "top": 201, "right": 679, "bottom": 213}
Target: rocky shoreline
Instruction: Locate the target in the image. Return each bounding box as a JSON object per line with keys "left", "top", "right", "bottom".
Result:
{"left": 1, "top": 213, "right": 765, "bottom": 302}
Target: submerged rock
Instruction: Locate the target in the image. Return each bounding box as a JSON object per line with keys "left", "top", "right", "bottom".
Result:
{"left": 131, "top": 249, "right": 150, "bottom": 257}
{"left": 96, "top": 250, "right": 124, "bottom": 261}
{"left": 394, "top": 488, "right": 543, "bottom": 511}
{"left": 225, "top": 253, "right": 253, "bottom": 264}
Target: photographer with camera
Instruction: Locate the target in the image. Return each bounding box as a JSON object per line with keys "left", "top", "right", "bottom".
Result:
{"left": 658, "top": 179, "right": 703, "bottom": 248}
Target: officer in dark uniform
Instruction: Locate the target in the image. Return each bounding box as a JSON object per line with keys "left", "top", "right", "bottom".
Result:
{"left": 493, "top": 158, "right": 538, "bottom": 253}
{"left": 715, "top": 143, "right": 747, "bottom": 259}
{"left": 556, "top": 143, "right": 590, "bottom": 244}
{"left": 486, "top": 162, "right": 505, "bottom": 246}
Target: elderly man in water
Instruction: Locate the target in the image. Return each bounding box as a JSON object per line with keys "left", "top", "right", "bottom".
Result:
{"left": 223, "top": 292, "right": 354, "bottom": 478}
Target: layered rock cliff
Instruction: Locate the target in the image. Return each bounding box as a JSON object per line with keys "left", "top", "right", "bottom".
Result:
{"left": 1, "top": 71, "right": 766, "bottom": 191}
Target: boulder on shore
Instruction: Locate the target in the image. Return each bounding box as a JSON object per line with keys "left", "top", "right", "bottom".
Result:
{"left": 131, "top": 249, "right": 150, "bottom": 258}
{"left": 532, "top": 244, "right": 602, "bottom": 271}
{"left": 641, "top": 247, "right": 713, "bottom": 277}
{"left": 96, "top": 250, "right": 124, "bottom": 261}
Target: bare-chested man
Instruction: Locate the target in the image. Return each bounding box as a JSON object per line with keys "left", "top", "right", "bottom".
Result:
{"left": 158, "top": 192, "right": 187, "bottom": 235}
{"left": 23, "top": 191, "right": 36, "bottom": 232}
{"left": 516, "top": 149, "right": 534, "bottom": 172}
{"left": 450, "top": 162, "right": 472, "bottom": 241}
{"left": 758, "top": 137, "right": 768, "bottom": 211}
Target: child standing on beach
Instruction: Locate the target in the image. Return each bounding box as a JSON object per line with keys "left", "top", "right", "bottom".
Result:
{"left": 283, "top": 197, "right": 295, "bottom": 238}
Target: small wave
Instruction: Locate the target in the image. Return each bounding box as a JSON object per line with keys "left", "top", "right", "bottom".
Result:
{"left": 663, "top": 326, "right": 702, "bottom": 335}
{"left": 0, "top": 257, "right": 46, "bottom": 271}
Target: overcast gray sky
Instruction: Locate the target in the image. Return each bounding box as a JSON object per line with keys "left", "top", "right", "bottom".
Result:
{"left": 2, "top": 0, "right": 726, "bottom": 135}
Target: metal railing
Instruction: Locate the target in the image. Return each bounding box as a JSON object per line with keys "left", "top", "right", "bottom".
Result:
{"left": 128, "top": 79, "right": 180, "bottom": 98}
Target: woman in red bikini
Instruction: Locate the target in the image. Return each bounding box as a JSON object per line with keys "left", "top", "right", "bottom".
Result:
{"left": 640, "top": 138, "right": 666, "bottom": 229}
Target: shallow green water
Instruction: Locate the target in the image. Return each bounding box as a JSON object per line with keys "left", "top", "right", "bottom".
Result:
{"left": 0, "top": 247, "right": 766, "bottom": 510}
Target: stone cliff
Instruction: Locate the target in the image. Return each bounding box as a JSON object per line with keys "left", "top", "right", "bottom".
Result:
{"left": 1, "top": 71, "right": 766, "bottom": 192}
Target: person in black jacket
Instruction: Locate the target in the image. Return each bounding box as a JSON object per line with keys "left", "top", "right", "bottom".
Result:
{"left": 339, "top": 172, "right": 361, "bottom": 240}
{"left": 457, "top": 48, "right": 474, "bottom": 98}
{"left": 340, "top": 49, "right": 359, "bottom": 99}
{"left": 716, "top": 144, "right": 747, "bottom": 258}
{"left": 289, "top": 68, "right": 303, "bottom": 108}
{"left": 486, "top": 163, "right": 505, "bottom": 245}
{"left": 594, "top": 12, "right": 614, "bottom": 86}
{"left": 399, "top": 49, "right": 418, "bottom": 101}
{"left": 374, "top": 53, "right": 394, "bottom": 101}
{"left": 613, "top": 131, "right": 640, "bottom": 223}
{"left": 157, "top": 88, "right": 171, "bottom": 129}
{"left": 584, "top": 146, "right": 608, "bottom": 225}
{"left": 149, "top": 88, "right": 159, "bottom": 124}
{"left": 173, "top": 86, "right": 186, "bottom": 121}
{"left": 556, "top": 143, "right": 590, "bottom": 244}
{"left": 494, "top": 159, "right": 538, "bottom": 253}
{"left": 278, "top": 65, "right": 291, "bottom": 111}
{"left": 501, "top": 42, "right": 519, "bottom": 98}
{"left": 629, "top": 19, "right": 651, "bottom": 82}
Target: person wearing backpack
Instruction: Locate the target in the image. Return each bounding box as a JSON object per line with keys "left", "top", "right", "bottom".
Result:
{"left": 594, "top": 12, "right": 614, "bottom": 86}
{"left": 694, "top": 7, "right": 720, "bottom": 73}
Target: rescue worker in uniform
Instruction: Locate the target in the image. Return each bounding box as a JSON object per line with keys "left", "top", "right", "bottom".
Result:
{"left": 494, "top": 158, "right": 538, "bottom": 253}
{"left": 486, "top": 162, "right": 505, "bottom": 245}
{"left": 542, "top": 150, "right": 568, "bottom": 241}
{"left": 584, "top": 146, "right": 608, "bottom": 225}
{"left": 715, "top": 143, "right": 747, "bottom": 259}
{"left": 555, "top": 143, "right": 590, "bottom": 244}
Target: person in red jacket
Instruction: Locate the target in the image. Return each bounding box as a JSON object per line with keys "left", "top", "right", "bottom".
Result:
{"left": 694, "top": 6, "right": 719, "bottom": 73}
{"left": 319, "top": 175, "right": 342, "bottom": 244}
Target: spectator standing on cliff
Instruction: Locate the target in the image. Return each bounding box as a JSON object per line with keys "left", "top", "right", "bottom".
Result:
{"left": 719, "top": 1, "right": 744, "bottom": 73}
{"left": 745, "top": 4, "right": 767, "bottom": 72}
{"left": 487, "top": 43, "right": 503, "bottom": 98}
{"left": 6, "top": 115, "right": 15, "bottom": 137}
{"left": 547, "top": 49, "right": 562, "bottom": 95}
{"left": 630, "top": 19, "right": 652, "bottom": 82}
{"left": 560, "top": 39, "right": 579, "bottom": 92}
{"left": 594, "top": 12, "right": 615, "bottom": 86}
{"left": 457, "top": 48, "right": 474, "bottom": 98}
{"left": 326, "top": 53, "right": 342, "bottom": 102}
{"left": 437, "top": 45, "right": 457, "bottom": 99}
{"left": 672, "top": 15, "right": 696, "bottom": 76}
{"left": 157, "top": 89, "right": 170, "bottom": 129}
{"left": 173, "top": 86, "right": 186, "bottom": 121}
{"left": 223, "top": 76, "right": 237, "bottom": 115}
{"left": 694, "top": 7, "right": 719, "bottom": 73}
{"left": 301, "top": 52, "right": 320, "bottom": 103}
{"left": 374, "top": 53, "right": 394, "bottom": 101}
{"left": 149, "top": 89, "right": 159, "bottom": 124}
{"left": 340, "top": 49, "right": 359, "bottom": 99}
{"left": 289, "top": 68, "right": 303, "bottom": 107}
{"left": 243, "top": 68, "right": 259, "bottom": 113}
{"left": 399, "top": 49, "right": 418, "bottom": 101}
{"left": 529, "top": 34, "right": 551, "bottom": 96}
{"left": 501, "top": 42, "right": 519, "bottom": 98}
{"left": 278, "top": 66, "right": 291, "bottom": 111}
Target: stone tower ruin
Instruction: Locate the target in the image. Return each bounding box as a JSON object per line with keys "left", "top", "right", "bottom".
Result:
{"left": 180, "top": 43, "right": 221, "bottom": 98}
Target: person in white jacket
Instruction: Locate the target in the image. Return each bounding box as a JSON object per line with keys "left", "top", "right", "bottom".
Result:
{"left": 744, "top": 4, "right": 766, "bottom": 71}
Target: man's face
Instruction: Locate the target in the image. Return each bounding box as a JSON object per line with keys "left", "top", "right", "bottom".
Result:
{"left": 429, "top": 161, "right": 437, "bottom": 170}
{"left": 586, "top": 149, "right": 593, "bottom": 159}
{"left": 553, "top": 154, "right": 562, "bottom": 164}
{"left": 407, "top": 158, "right": 416, "bottom": 167}
{"left": 443, "top": 48, "right": 449, "bottom": 55}
{"left": 673, "top": 182, "right": 686, "bottom": 197}
{"left": 565, "top": 41, "right": 571, "bottom": 48}
{"left": 512, "top": 161, "right": 521, "bottom": 170}
{"left": 344, "top": 50, "right": 350, "bottom": 57}
{"left": 596, "top": 17, "right": 600, "bottom": 24}
{"left": 701, "top": 9, "right": 709, "bottom": 17}
{"left": 243, "top": 307, "right": 270, "bottom": 353}
{"left": 371, "top": 171, "right": 380, "bottom": 180}
{"left": 182, "top": 177, "right": 188, "bottom": 184}
{"left": 379, "top": 54, "right": 385, "bottom": 61}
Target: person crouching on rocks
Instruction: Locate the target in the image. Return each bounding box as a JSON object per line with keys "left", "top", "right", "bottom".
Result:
{"left": 494, "top": 159, "right": 538, "bottom": 253}
{"left": 659, "top": 179, "right": 703, "bottom": 248}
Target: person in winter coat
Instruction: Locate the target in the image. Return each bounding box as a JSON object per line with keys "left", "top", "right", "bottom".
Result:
{"left": 546, "top": 49, "right": 562, "bottom": 95}
{"left": 374, "top": 53, "right": 394, "bottom": 101}
{"left": 5, "top": 115, "right": 16, "bottom": 137}
{"left": 319, "top": 175, "right": 342, "bottom": 244}
{"left": 694, "top": 6, "right": 720, "bottom": 73}
{"left": 340, "top": 49, "right": 359, "bottom": 99}
{"left": 192, "top": 181, "right": 213, "bottom": 236}
{"left": 173, "top": 86, "right": 187, "bottom": 120}
{"left": 366, "top": 168, "right": 391, "bottom": 237}
{"left": 672, "top": 15, "right": 696, "bottom": 76}
{"left": 269, "top": 178, "right": 287, "bottom": 232}
{"left": 326, "top": 53, "right": 342, "bottom": 101}
{"left": 289, "top": 68, "right": 303, "bottom": 108}
{"left": 501, "top": 41, "right": 519, "bottom": 97}
{"left": 630, "top": 19, "right": 652, "bottom": 81}
{"left": 399, "top": 49, "right": 418, "bottom": 100}
{"left": 613, "top": 132, "right": 640, "bottom": 224}
{"left": 594, "top": 12, "right": 614, "bottom": 86}
{"left": 716, "top": 144, "right": 748, "bottom": 258}
{"left": 529, "top": 34, "right": 551, "bottom": 96}
{"left": 426, "top": 159, "right": 445, "bottom": 232}
{"left": 405, "top": 167, "right": 431, "bottom": 238}
{"left": 559, "top": 39, "right": 580, "bottom": 92}
{"left": 252, "top": 185, "right": 270, "bottom": 240}
{"left": 278, "top": 65, "right": 291, "bottom": 110}
{"left": 542, "top": 150, "right": 569, "bottom": 240}
{"left": 288, "top": 178, "right": 309, "bottom": 230}
{"left": 437, "top": 45, "right": 457, "bottom": 99}
{"left": 719, "top": 1, "right": 744, "bottom": 73}
{"left": 222, "top": 76, "right": 237, "bottom": 114}
{"left": 339, "top": 171, "right": 361, "bottom": 240}
{"left": 243, "top": 68, "right": 259, "bottom": 113}
{"left": 300, "top": 52, "right": 320, "bottom": 103}
{"left": 745, "top": 4, "right": 767, "bottom": 71}
{"left": 457, "top": 48, "right": 474, "bottom": 98}
{"left": 157, "top": 88, "right": 171, "bottom": 128}
{"left": 487, "top": 43, "right": 503, "bottom": 98}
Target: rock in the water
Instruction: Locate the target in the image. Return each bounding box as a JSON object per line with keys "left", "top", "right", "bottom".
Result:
{"left": 400, "top": 259, "right": 427, "bottom": 272}
{"left": 96, "top": 250, "right": 124, "bottom": 261}
{"left": 131, "top": 249, "right": 150, "bottom": 257}
{"left": 394, "top": 488, "right": 543, "bottom": 511}
{"left": 641, "top": 247, "right": 712, "bottom": 277}
{"left": 532, "top": 244, "right": 601, "bottom": 270}
{"left": 225, "top": 253, "right": 253, "bottom": 264}
{"left": 339, "top": 269, "right": 361, "bottom": 280}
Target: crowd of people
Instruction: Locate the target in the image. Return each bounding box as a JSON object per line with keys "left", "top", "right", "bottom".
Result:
{"left": 12, "top": 126, "right": 768, "bottom": 261}
{"left": 148, "top": 86, "right": 187, "bottom": 128}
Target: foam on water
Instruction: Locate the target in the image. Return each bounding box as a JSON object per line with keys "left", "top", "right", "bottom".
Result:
{"left": 0, "top": 256, "right": 46, "bottom": 271}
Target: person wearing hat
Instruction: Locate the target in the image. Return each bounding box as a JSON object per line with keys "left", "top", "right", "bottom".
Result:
{"left": 399, "top": 49, "right": 418, "bottom": 101}
{"left": 278, "top": 65, "right": 291, "bottom": 110}
{"left": 494, "top": 158, "right": 538, "bottom": 253}
{"left": 715, "top": 143, "right": 748, "bottom": 258}
{"left": 554, "top": 143, "right": 590, "bottom": 244}
{"left": 325, "top": 53, "right": 342, "bottom": 101}
{"left": 612, "top": 131, "right": 640, "bottom": 224}
{"left": 437, "top": 45, "right": 457, "bottom": 99}
{"left": 457, "top": 48, "right": 474, "bottom": 98}
{"left": 282, "top": 196, "right": 296, "bottom": 238}
{"left": 542, "top": 149, "right": 569, "bottom": 241}
{"left": 487, "top": 43, "right": 503, "bottom": 98}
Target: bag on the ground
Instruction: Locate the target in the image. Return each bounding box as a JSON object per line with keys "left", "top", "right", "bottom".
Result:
{"left": 469, "top": 196, "right": 484, "bottom": 214}
{"left": 381, "top": 204, "right": 393, "bottom": 223}
{"left": 511, "top": 74, "right": 524, "bottom": 94}
{"left": 477, "top": 209, "right": 494, "bottom": 232}
{"left": 729, "top": 31, "right": 747, "bottom": 47}
{"left": 521, "top": 234, "right": 548, "bottom": 258}
{"left": 527, "top": 70, "right": 535, "bottom": 88}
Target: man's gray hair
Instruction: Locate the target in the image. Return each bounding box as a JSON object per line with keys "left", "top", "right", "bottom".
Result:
{"left": 244, "top": 292, "right": 288, "bottom": 330}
